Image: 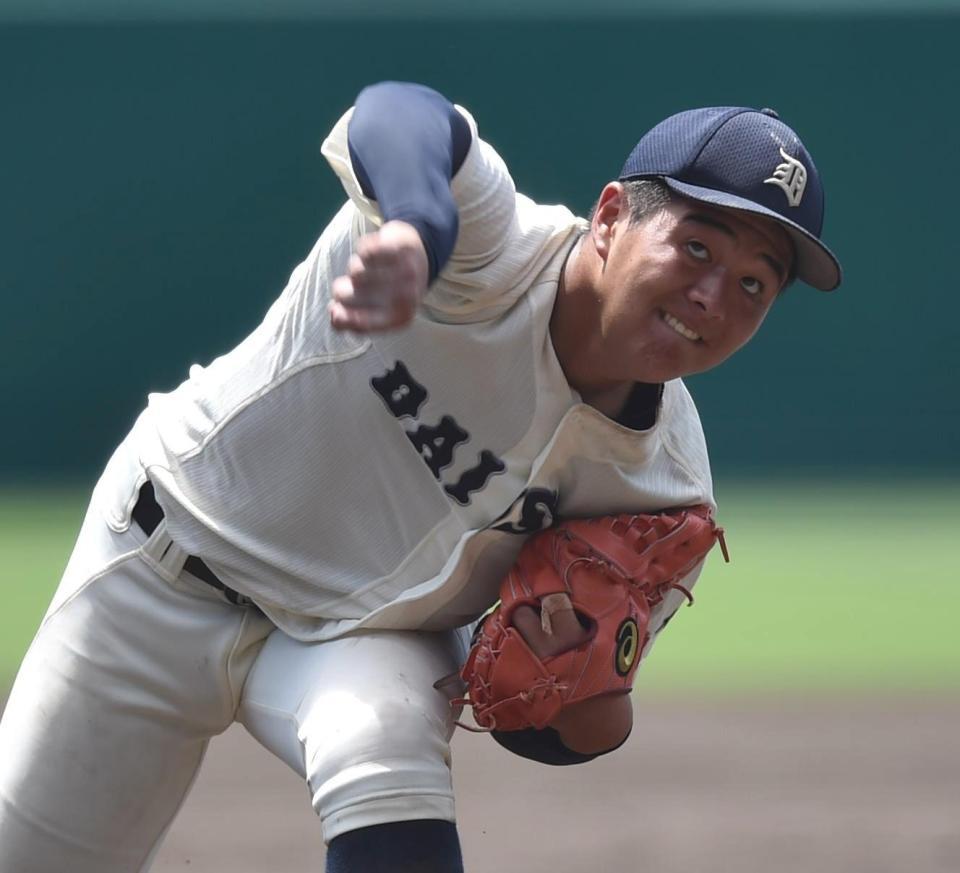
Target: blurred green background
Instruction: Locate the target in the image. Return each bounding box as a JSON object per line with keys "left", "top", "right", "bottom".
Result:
{"left": 3, "top": 479, "right": 958, "bottom": 693}
{"left": 2, "top": 4, "right": 958, "bottom": 693}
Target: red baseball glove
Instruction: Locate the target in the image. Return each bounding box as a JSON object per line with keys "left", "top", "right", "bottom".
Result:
{"left": 456, "top": 506, "right": 727, "bottom": 732}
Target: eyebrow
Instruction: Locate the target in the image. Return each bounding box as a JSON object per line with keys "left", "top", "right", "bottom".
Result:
{"left": 681, "top": 213, "right": 787, "bottom": 284}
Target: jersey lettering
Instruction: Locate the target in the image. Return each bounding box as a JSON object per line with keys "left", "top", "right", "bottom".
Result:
{"left": 407, "top": 416, "right": 469, "bottom": 479}
{"left": 444, "top": 450, "right": 506, "bottom": 506}
{"left": 370, "top": 361, "right": 428, "bottom": 419}
{"left": 491, "top": 487, "right": 559, "bottom": 534}
{"left": 372, "top": 360, "right": 505, "bottom": 506}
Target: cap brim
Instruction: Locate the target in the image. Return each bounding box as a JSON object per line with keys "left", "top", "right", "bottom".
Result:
{"left": 661, "top": 178, "right": 842, "bottom": 291}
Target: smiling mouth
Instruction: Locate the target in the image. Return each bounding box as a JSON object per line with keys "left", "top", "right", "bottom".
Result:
{"left": 662, "top": 311, "right": 701, "bottom": 342}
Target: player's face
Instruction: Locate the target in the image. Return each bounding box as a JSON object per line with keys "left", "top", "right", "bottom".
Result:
{"left": 594, "top": 193, "right": 794, "bottom": 384}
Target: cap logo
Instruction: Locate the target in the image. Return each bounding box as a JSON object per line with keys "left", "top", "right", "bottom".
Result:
{"left": 763, "top": 147, "right": 807, "bottom": 207}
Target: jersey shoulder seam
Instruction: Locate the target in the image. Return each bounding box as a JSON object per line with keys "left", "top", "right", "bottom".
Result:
{"left": 173, "top": 344, "right": 371, "bottom": 464}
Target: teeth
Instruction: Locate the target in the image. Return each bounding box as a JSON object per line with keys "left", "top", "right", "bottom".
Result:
{"left": 663, "top": 312, "right": 700, "bottom": 341}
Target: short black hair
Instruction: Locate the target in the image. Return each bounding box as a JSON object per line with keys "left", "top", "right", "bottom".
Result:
{"left": 588, "top": 178, "right": 673, "bottom": 225}
{"left": 621, "top": 178, "right": 673, "bottom": 224}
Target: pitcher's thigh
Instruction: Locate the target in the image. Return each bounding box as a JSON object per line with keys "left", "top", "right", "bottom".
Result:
{"left": 239, "top": 627, "right": 471, "bottom": 843}
{"left": 0, "top": 520, "right": 270, "bottom": 873}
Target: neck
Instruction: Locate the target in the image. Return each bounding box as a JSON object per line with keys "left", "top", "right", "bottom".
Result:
{"left": 551, "top": 236, "right": 632, "bottom": 411}
{"left": 579, "top": 382, "right": 637, "bottom": 418}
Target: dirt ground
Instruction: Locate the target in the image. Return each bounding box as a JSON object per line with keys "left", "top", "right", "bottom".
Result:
{"left": 143, "top": 694, "right": 959, "bottom": 873}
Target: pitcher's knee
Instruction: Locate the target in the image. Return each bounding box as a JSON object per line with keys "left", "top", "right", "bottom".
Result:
{"left": 302, "top": 693, "right": 456, "bottom": 843}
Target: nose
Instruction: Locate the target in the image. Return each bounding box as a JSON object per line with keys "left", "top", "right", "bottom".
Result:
{"left": 688, "top": 267, "right": 726, "bottom": 317}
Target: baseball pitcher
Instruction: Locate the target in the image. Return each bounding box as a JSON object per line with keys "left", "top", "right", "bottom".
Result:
{"left": 0, "top": 81, "right": 840, "bottom": 873}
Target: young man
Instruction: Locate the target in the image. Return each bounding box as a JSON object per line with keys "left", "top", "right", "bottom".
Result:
{"left": 0, "top": 82, "right": 840, "bottom": 873}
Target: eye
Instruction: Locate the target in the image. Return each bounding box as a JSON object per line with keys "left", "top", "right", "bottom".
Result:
{"left": 685, "top": 240, "right": 709, "bottom": 261}
{"left": 740, "top": 276, "right": 764, "bottom": 296}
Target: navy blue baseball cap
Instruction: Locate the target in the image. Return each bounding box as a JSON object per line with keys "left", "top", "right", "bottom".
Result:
{"left": 619, "top": 107, "right": 841, "bottom": 291}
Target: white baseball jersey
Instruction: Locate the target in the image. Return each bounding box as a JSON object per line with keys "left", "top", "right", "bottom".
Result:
{"left": 94, "top": 105, "right": 716, "bottom": 643}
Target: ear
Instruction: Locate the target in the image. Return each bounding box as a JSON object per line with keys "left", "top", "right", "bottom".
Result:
{"left": 591, "top": 182, "right": 626, "bottom": 265}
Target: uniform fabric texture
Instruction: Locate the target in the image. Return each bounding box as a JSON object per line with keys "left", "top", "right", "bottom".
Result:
{"left": 110, "top": 103, "right": 714, "bottom": 643}
{"left": 0, "top": 493, "right": 274, "bottom": 873}
{"left": 0, "top": 465, "right": 471, "bottom": 870}
{"left": 239, "top": 624, "right": 471, "bottom": 843}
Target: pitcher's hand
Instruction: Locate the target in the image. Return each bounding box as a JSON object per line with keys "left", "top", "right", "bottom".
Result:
{"left": 329, "top": 220, "right": 429, "bottom": 333}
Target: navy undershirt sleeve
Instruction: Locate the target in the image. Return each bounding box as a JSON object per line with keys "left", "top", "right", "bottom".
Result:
{"left": 347, "top": 81, "right": 472, "bottom": 282}
{"left": 490, "top": 725, "right": 631, "bottom": 766}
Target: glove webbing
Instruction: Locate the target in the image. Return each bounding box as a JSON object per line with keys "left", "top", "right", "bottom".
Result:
{"left": 560, "top": 510, "right": 727, "bottom": 608}
{"left": 451, "top": 672, "right": 565, "bottom": 733}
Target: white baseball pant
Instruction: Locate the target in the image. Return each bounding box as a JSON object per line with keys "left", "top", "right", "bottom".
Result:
{"left": 0, "top": 474, "right": 470, "bottom": 873}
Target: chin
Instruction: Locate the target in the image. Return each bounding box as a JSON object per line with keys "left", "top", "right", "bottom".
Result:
{"left": 657, "top": 350, "right": 729, "bottom": 381}
{"left": 632, "top": 359, "right": 697, "bottom": 384}
{"left": 626, "top": 342, "right": 702, "bottom": 384}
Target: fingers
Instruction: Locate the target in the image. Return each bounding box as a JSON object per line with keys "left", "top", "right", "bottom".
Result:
{"left": 328, "top": 296, "right": 399, "bottom": 333}
{"left": 539, "top": 592, "right": 574, "bottom": 634}
{"left": 328, "top": 221, "right": 429, "bottom": 334}
{"left": 329, "top": 272, "right": 409, "bottom": 332}
{"left": 512, "top": 602, "right": 591, "bottom": 660}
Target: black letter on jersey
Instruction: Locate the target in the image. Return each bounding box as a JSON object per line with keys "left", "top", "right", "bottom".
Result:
{"left": 407, "top": 416, "right": 469, "bottom": 479}
{"left": 492, "top": 488, "right": 560, "bottom": 534}
{"left": 371, "top": 361, "right": 427, "bottom": 419}
{"left": 444, "top": 451, "right": 506, "bottom": 506}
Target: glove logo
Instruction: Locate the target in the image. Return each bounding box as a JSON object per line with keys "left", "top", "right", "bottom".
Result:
{"left": 614, "top": 618, "right": 640, "bottom": 677}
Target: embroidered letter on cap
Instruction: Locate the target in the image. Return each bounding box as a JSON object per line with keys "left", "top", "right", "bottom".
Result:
{"left": 764, "top": 147, "right": 807, "bottom": 207}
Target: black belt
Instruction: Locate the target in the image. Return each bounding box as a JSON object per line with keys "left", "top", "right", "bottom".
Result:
{"left": 132, "top": 481, "right": 250, "bottom": 606}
